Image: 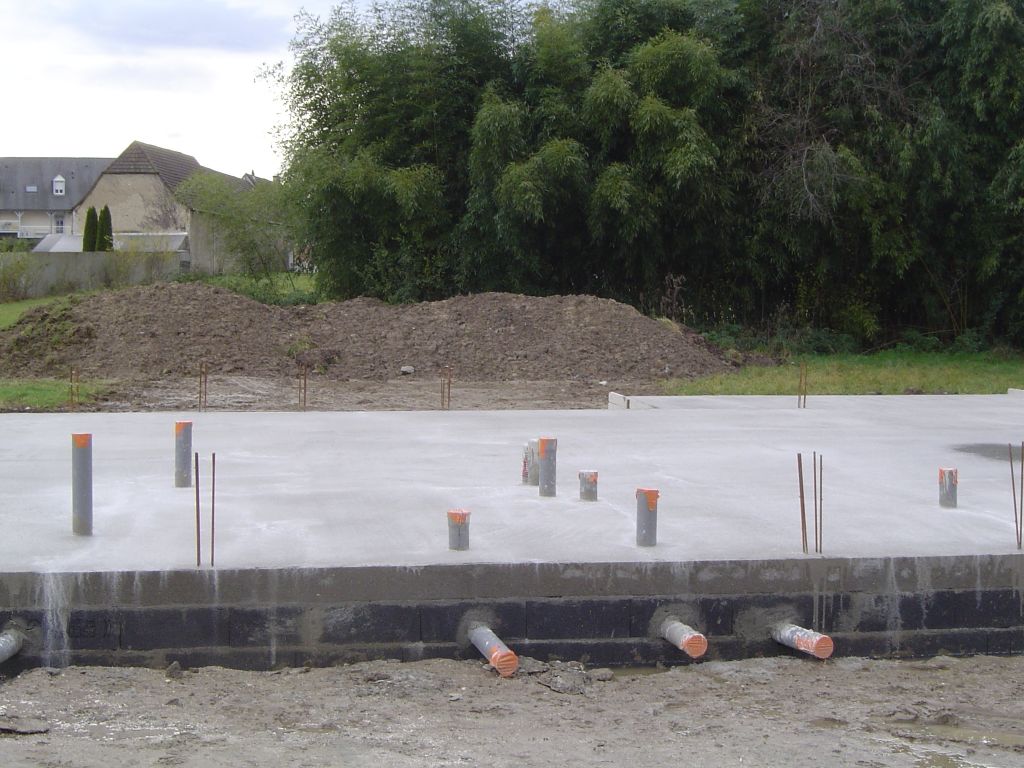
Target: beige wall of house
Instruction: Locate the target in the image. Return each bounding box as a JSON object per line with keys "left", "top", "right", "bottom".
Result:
{"left": 0, "top": 210, "right": 66, "bottom": 238}
{"left": 76, "top": 174, "right": 189, "bottom": 233}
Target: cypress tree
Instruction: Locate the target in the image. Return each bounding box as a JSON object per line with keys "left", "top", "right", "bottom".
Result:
{"left": 82, "top": 207, "right": 98, "bottom": 252}
{"left": 97, "top": 205, "right": 113, "bottom": 252}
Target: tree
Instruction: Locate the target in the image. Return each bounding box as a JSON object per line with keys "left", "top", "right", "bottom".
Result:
{"left": 176, "top": 172, "right": 294, "bottom": 280}
{"left": 96, "top": 206, "right": 113, "bottom": 252}
{"left": 82, "top": 207, "right": 98, "bottom": 252}
{"left": 275, "top": 0, "right": 1024, "bottom": 345}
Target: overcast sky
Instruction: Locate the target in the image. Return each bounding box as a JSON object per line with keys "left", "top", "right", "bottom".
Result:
{"left": 6, "top": 0, "right": 341, "bottom": 178}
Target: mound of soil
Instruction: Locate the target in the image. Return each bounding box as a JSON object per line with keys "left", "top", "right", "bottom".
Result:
{"left": 0, "top": 283, "right": 731, "bottom": 384}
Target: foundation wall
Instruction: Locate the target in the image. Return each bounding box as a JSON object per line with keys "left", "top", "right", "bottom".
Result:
{"left": 2, "top": 555, "right": 1023, "bottom": 672}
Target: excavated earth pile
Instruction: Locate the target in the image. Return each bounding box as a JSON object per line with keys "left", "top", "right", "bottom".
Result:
{"left": 0, "top": 283, "right": 731, "bottom": 384}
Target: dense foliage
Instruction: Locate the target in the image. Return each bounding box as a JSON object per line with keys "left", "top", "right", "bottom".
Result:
{"left": 97, "top": 205, "right": 113, "bottom": 252}
{"left": 82, "top": 207, "right": 98, "bottom": 253}
{"left": 278, "top": 0, "right": 1024, "bottom": 344}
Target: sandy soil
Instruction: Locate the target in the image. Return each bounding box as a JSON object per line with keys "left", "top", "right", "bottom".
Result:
{"left": 2, "top": 655, "right": 1024, "bottom": 767}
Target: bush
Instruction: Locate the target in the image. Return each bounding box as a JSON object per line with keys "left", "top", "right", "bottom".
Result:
{"left": 0, "top": 254, "right": 37, "bottom": 301}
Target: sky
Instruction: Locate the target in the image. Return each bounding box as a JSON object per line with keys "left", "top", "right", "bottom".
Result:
{"left": 5, "top": 0, "right": 341, "bottom": 179}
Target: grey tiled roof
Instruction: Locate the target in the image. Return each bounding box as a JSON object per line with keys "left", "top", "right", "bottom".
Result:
{"left": 105, "top": 141, "right": 203, "bottom": 192}
{"left": 0, "top": 157, "right": 113, "bottom": 211}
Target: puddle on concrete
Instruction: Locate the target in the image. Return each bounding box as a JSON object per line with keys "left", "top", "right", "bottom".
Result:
{"left": 954, "top": 443, "right": 1023, "bottom": 462}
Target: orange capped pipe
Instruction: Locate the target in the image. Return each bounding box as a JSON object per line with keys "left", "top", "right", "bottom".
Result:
{"left": 71, "top": 433, "right": 93, "bottom": 536}
{"left": 939, "top": 467, "right": 957, "bottom": 508}
{"left": 771, "top": 622, "right": 834, "bottom": 659}
{"left": 636, "top": 488, "right": 659, "bottom": 546}
{"left": 660, "top": 617, "right": 708, "bottom": 659}
{"left": 447, "top": 509, "right": 470, "bottom": 550}
{"left": 468, "top": 624, "right": 518, "bottom": 678}
{"left": 175, "top": 420, "right": 193, "bottom": 488}
{"left": 538, "top": 437, "right": 557, "bottom": 497}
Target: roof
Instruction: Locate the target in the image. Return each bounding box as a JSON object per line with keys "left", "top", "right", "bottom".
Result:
{"left": 104, "top": 141, "right": 268, "bottom": 199}
{"left": 0, "top": 157, "right": 113, "bottom": 212}
{"left": 104, "top": 141, "right": 203, "bottom": 192}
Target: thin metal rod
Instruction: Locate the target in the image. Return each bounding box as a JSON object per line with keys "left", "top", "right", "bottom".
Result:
{"left": 210, "top": 452, "right": 216, "bottom": 567}
{"left": 818, "top": 455, "right": 823, "bottom": 553}
{"left": 1011, "top": 444, "right": 1019, "bottom": 548}
{"left": 1019, "top": 442, "right": 1023, "bottom": 549}
{"left": 194, "top": 452, "right": 201, "bottom": 568}
{"left": 812, "top": 452, "right": 818, "bottom": 553}
{"left": 797, "top": 453, "right": 807, "bottom": 554}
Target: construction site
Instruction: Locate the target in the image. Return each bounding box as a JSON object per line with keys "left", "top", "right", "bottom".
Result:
{"left": 1, "top": 287, "right": 1024, "bottom": 767}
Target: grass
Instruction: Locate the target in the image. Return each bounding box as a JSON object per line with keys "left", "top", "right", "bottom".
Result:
{"left": 0, "top": 379, "right": 102, "bottom": 410}
{"left": 666, "top": 350, "right": 1024, "bottom": 396}
{"left": 190, "top": 272, "right": 317, "bottom": 306}
{"left": 0, "top": 296, "right": 59, "bottom": 330}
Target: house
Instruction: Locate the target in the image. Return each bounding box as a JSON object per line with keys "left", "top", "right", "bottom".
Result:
{"left": 69, "top": 140, "right": 263, "bottom": 271}
{"left": 0, "top": 157, "right": 112, "bottom": 240}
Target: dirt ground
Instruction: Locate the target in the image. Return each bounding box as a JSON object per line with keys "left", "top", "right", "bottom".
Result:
{"left": 3, "top": 285, "right": 1022, "bottom": 766}
{"left": 2, "top": 655, "right": 1024, "bottom": 767}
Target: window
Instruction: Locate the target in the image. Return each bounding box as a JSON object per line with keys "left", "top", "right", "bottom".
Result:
{"left": 25, "top": 185, "right": 37, "bottom": 193}
{"left": 54, "top": 215, "right": 65, "bottom": 234}
{"left": 53, "top": 176, "right": 66, "bottom": 196}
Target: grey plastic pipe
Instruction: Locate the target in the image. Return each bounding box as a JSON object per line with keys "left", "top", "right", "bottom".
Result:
{"left": 0, "top": 628, "right": 24, "bottom": 665}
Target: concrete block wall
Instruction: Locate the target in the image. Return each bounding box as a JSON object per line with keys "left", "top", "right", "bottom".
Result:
{"left": 2, "top": 554, "right": 1023, "bottom": 672}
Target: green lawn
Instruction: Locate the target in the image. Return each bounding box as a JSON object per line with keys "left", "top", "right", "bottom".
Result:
{"left": 666, "top": 351, "right": 1024, "bottom": 396}
{"left": 0, "top": 378, "right": 102, "bottom": 410}
{"left": 0, "top": 296, "right": 58, "bottom": 330}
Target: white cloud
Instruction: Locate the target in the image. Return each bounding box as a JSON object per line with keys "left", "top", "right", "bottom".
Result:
{"left": 5, "top": 0, "right": 342, "bottom": 178}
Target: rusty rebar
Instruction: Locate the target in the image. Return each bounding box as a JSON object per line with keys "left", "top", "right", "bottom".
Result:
{"left": 797, "top": 453, "right": 808, "bottom": 554}
{"left": 817, "top": 455, "right": 823, "bottom": 554}
{"left": 210, "top": 452, "right": 216, "bottom": 568}
{"left": 68, "top": 368, "right": 80, "bottom": 409}
{"left": 1011, "top": 444, "right": 1019, "bottom": 548}
{"left": 194, "top": 451, "right": 201, "bottom": 568}
{"left": 441, "top": 365, "right": 453, "bottom": 410}
{"left": 299, "top": 365, "right": 308, "bottom": 411}
{"left": 198, "top": 362, "right": 209, "bottom": 411}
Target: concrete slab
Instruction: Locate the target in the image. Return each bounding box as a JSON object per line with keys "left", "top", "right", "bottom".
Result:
{"left": 2, "top": 395, "right": 1024, "bottom": 573}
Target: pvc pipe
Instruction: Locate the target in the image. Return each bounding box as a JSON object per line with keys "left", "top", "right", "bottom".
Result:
{"left": 939, "top": 467, "right": 957, "bottom": 508}
{"left": 0, "top": 628, "right": 23, "bottom": 665}
{"left": 72, "top": 433, "right": 93, "bottom": 536}
{"left": 771, "top": 622, "right": 834, "bottom": 659}
{"left": 636, "top": 488, "right": 659, "bottom": 546}
{"left": 447, "top": 509, "right": 470, "bottom": 550}
{"left": 538, "top": 438, "right": 557, "bottom": 496}
{"left": 526, "top": 439, "right": 539, "bottom": 486}
{"left": 468, "top": 623, "right": 518, "bottom": 678}
{"left": 660, "top": 617, "right": 708, "bottom": 659}
{"left": 175, "top": 420, "right": 193, "bottom": 487}
{"left": 579, "top": 470, "right": 598, "bottom": 501}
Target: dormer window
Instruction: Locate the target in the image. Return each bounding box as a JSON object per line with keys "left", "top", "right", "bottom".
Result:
{"left": 53, "top": 176, "right": 66, "bottom": 196}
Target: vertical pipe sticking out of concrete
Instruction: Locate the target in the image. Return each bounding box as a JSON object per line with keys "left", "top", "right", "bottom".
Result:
{"left": 771, "top": 622, "right": 834, "bottom": 659}
{"left": 579, "top": 470, "right": 598, "bottom": 501}
{"left": 527, "top": 439, "right": 540, "bottom": 486}
{"left": 939, "top": 468, "right": 958, "bottom": 508}
{"left": 660, "top": 617, "right": 708, "bottom": 659}
{"left": 468, "top": 623, "right": 518, "bottom": 677}
{"left": 174, "top": 421, "right": 193, "bottom": 488}
{"left": 72, "top": 433, "right": 93, "bottom": 536}
{"left": 636, "top": 488, "right": 659, "bottom": 546}
{"left": 447, "top": 509, "right": 470, "bottom": 550}
{"left": 538, "top": 437, "right": 557, "bottom": 497}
